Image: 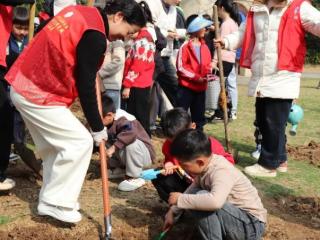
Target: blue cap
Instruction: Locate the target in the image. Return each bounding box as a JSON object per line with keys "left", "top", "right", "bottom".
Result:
{"left": 187, "top": 16, "right": 213, "bottom": 33}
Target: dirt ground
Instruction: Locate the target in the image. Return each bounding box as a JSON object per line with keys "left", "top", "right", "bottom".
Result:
{"left": 0, "top": 138, "right": 320, "bottom": 240}
{"left": 1, "top": 103, "right": 320, "bottom": 239}
{"left": 287, "top": 141, "right": 320, "bottom": 168}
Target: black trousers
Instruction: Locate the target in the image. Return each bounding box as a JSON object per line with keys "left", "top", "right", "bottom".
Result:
{"left": 127, "top": 86, "right": 151, "bottom": 136}
{"left": 152, "top": 172, "right": 191, "bottom": 203}
{"left": 0, "top": 82, "right": 14, "bottom": 180}
{"left": 177, "top": 86, "right": 206, "bottom": 130}
{"left": 256, "top": 97, "right": 292, "bottom": 169}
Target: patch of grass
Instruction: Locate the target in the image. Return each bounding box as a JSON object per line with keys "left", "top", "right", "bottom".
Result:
{"left": 0, "top": 216, "right": 11, "bottom": 225}
{"left": 205, "top": 78, "right": 320, "bottom": 199}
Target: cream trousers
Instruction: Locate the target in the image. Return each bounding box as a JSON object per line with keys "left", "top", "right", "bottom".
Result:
{"left": 11, "top": 88, "right": 93, "bottom": 209}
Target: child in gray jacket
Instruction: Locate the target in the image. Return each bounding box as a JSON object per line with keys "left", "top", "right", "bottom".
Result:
{"left": 98, "top": 40, "right": 125, "bottom": 109}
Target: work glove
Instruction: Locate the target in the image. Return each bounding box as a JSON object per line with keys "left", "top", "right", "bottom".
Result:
{"left": 91, "top": 127, "right": 108, "bottom": 146}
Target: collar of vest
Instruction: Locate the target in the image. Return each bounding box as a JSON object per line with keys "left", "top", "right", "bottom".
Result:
{"left": 98, "top": 7, "right": 109, "bottom": 37}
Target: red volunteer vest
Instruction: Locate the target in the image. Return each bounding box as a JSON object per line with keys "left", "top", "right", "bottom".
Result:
{"left": 240, "top": 0, "right": 306, "bottom": 72}
{"left": 0, "top": 5, "right": 13, "bottom": 67}
{"left": 6, "top": 5, "right": 106, "bottom": 106}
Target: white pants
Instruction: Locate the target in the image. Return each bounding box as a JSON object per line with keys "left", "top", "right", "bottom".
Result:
{"left": 11, "top": 89, "right": 93, "bottom": 209}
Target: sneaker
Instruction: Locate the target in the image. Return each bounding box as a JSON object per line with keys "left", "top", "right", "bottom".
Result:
{"left": 251, "top": 145, "right": 261, "bottom": 160}
{"left": 230, "top": 112, "right": 237, "bottom": 120}
{"left": 208, "top": 114, "right": 223, "bottom": 122}
{"left": 9, "top": 153, "right": 20, "bottom": 163}
{"left": 244, "top": 164, "right": 277, "bottom": 177}
{"left": 38, "top": 202, "right": 82, "bottom": 223}
{"left": 0, "top": 178, "right": 16, "bottom": 191}
{"left": 108, "top": 168, "right": 125, "bottom": 179}
{"left": 205, "top": 109, "right": 215, "bottom": 118}
{"left": 277, "top": 161, "right": 288, "bottom": 173}
{"left": 118, "top": 178, "right": 146, "bottom": 192}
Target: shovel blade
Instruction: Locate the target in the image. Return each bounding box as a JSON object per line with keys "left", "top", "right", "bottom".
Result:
{"left": 140, "top": 169, "right": 162, "bottom": 180}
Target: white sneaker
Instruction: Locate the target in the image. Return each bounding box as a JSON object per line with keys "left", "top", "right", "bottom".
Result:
{"left": 244, "top": 164, "right": 277, "bottom": 177}
{"left": 118, "top": 178, "right": 146, "bottom": 192}
{"left": 38, "top": 202, "right": 82, "bottom": 223}
{"left": 230, "top": 112, "right": 237, "bottom": 120}
{"left": 108, "top": 168, "right": 125, "bottom": 179}
{"left": 9, "top": 153, "right": 20, "bottom": 163}
{"left": 251, "top": 145, "right": 261, "bottom": 160}
{"left": 0, "top": 178, "right": 16, "bottom": 191}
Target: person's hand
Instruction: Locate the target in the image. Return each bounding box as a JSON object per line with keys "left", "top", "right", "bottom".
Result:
{"left": 211, "top": 61, "right": 218, "bottom": 71}
{"left": 168, "top": 192, "right": 182, "bottom": 205}
{"left": 91, "top": 127, "right": 108, "bottom": 146}
{"left": 163, "top": 208, "right": 174, "bottom": 231}
{"left": 122, "top": 88, "right": 130, "bottom": 99}
{"left": 207, "top": 25, "right": 215, "bottom": 32}
{"left": 206, "top": 73, "right": 218, "bottom": 82}
{"left": 214, "top": 38, "right": 225, "bottom": 49}
{"left": 198, "top": 77, "right": 208, "bottom": 82}
{"left": 164, "top": 162, "right": 175, "bottom": 175}
{"left": 106, "top": 145, "right": 116, "bottom": 158}
{"left": 167, "top": 31, "right": 178, "bottom": 39}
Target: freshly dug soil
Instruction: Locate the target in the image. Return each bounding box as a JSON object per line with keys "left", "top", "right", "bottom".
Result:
{"left": 287, "top": 141, "right": 320, "bottom": 167}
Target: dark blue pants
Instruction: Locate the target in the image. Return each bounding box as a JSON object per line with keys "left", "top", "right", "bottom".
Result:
{"left": 256, "top": 97, "right": 293, "bottom": 169}
{"left": 156, "top": 57, "right": 178, "bottom": 107}
{"left": 177, "top": 86, "right": 206, "bottom": 130}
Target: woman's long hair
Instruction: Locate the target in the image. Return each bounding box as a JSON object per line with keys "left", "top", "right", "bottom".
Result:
{"left": 215, "top": 0, "right": 241, "bottom": 25}
{"left": 138, "top": 1, "right": 153, "bottom": 24}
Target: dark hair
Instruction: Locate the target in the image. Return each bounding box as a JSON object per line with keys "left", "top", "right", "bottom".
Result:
{"left": 13, "top": 6, "right": 29, "bottom": 26}
{"left": 101, "top": 95, "right": 116, "bottom": 116}
{"left": 139, "top": 1, "right": 153, "bottom": 24}
{"left": 202, "top": 14, "right": 212, "bottom": 21}
{"left": 160, "top": 108, "right": 192, "bottom": 139}
{"left": 170, "top": 129, "right": 211, "bottom": 162}
{"left": 104, "top": 0, "right": 146, "bottom": 27}
{"left": 186, "top": 14, "right": 198, "bottom": 28}
{"left": 215, "top": 0, "right": 241, "bottom": 25}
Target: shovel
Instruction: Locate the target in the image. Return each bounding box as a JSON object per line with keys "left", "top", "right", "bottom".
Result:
{"left": 213, "top": 5, "right": 232, "bottom": 152}
{"left": 140, "top": 166, "right": 179, "bottom": 181}
{"left": 154, "top": 228, "right": 170, "bottom": 240}
{"left": 96, "top": 75, "right": 112, "bottom": 239}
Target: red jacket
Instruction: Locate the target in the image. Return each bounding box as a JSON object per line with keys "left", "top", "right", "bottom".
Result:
{"left": 176, "top": 39, "right": 212, "bottom": 92}
{"left": 0, "top": 5, "right": 13, "bottom": 67}
{"left": 6, "top": 5, "right": 105, "bottom": 107}
{"left": 240, "top": 0, "right": 306, "bottom": 72}
{"left": 123, "top": 28, "right": 155, "bottom": 88}
{"left": 162, "top": 136, "right": 235, "bottom": 166}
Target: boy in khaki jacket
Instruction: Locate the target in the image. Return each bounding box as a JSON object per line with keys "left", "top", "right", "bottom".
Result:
{"left": 164, "top": 129, "right": 267, "bottom": 240}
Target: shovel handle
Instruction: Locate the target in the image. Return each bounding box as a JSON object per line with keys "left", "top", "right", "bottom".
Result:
{"left": 213, "top": 5, "right": 232, "bottom": 152}
{"left": 28, "top": 3, "right": 36, "bottom": 41}
{"left": 96, "top": 75, "right": 112, "bottom": 237}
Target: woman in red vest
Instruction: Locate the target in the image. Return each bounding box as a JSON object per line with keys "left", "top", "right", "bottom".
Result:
{"left": 215, "top": 0, "right": 320, "bottom": 177}
{"left": 5, "top": 0, "right": 146, "bottom": 223}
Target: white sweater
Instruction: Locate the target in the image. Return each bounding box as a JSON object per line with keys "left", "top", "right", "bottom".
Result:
{"left": 145, "top": 0, "right": 186, "bottom": 57}
{"left": 224, "top": 0, "right": 320, "bottom": 99}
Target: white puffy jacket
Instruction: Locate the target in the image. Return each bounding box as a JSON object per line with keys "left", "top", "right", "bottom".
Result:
{"left": 224, "top": 0, "right": 320, "bottom": 99}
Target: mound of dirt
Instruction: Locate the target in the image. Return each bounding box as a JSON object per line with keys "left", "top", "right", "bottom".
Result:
{"left": 276, "top": 196, "right": 320, "bottom": 229}
{"left": 287, "top": 141, "right": 320, "bottom": 167}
